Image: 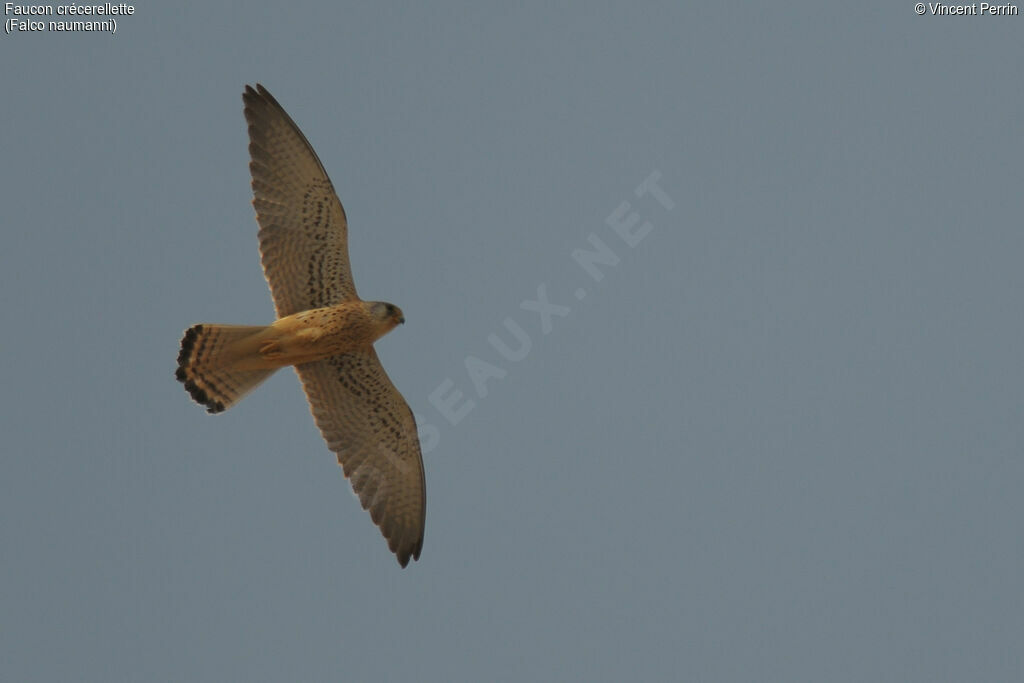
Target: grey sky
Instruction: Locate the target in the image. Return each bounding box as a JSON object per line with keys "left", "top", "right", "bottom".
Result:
{"left": 3, "top": 3, "right": 1022, "bottom": 681}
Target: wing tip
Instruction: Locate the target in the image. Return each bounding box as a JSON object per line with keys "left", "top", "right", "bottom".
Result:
{"left": 395, "top": 540, "right": 423, "bottom": 568}
{"left": 243, "top": 83, "right": 283, "bottom": 117}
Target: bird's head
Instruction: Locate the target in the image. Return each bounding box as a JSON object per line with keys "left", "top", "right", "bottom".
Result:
{"left": 369, "top": 301, "right": 406, "bottom": 335}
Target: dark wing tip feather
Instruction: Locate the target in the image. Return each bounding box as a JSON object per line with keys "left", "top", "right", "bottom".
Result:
{"left": 394, "top": 533, "right": 422, "bottom": 569}
{"left": 241, "top": 82, "right": 334, "bottom": 183}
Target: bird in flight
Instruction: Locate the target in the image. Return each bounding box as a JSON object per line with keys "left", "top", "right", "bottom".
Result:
{"left": 176, "top": 84, "right": 425, "bottom": 567}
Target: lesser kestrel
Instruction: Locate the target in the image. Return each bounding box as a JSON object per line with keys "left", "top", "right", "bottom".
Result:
{"left": 176, "top": 84, "right": 425, "bottom": 567}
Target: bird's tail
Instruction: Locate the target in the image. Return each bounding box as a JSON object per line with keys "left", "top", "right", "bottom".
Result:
{"left": 176, "top": 324, "right": 278, "bottom": 414}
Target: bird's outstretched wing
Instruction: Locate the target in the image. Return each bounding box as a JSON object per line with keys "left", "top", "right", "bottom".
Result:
{"left": 295, "top": 351, "right": 426, "bottom": 567}
{"left": 244, "top": 84, "right": 358, "bottom": 316}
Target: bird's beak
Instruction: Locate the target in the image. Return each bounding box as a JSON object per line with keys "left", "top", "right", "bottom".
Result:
{"left": 398, "top": 316, "right": 406, "bottom": 325}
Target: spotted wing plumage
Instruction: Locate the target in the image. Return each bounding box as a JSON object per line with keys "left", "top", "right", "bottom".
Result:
{"left": 295, "top": 351, "right": 426, "bottom": 567}
{"left": 244, "top": 84, "right": 358, "bottom": 317}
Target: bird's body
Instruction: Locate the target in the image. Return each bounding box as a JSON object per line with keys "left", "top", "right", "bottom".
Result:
{"left": 256, "top": 301, "right": 404, "bottom": 365}
{"left": 178, "top": 301, "right": 403, "bottom": 406}
{"left": 176, "top": 85, "right": 425, "bottom": 567}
